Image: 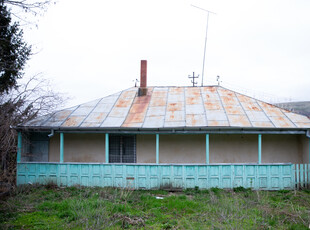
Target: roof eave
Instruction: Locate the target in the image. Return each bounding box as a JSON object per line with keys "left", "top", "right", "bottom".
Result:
{"left": 14, "top": 125, "right": 309, "bottom": 135}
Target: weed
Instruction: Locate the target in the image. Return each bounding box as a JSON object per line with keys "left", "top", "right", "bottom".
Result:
{"left": 233, "top": 186, "right": 250, "bottom": 193}
{"left": 1, "top": 185, "right": 310, "bottom": 229}
{"left": 210, "top": 187, "right": 222, "bottom": 195}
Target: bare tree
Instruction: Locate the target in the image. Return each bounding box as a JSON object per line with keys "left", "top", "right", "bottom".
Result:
{"left": 0, "top": 75, "right": 65, "bottom": 187}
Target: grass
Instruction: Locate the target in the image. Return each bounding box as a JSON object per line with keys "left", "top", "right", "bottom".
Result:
{"left": 0, "top": 184, "right": 310, "bottom": 229}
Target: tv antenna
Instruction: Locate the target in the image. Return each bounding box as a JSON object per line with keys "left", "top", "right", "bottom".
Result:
{"left": 188, "top": 72, "right": 199, "bottom": 87}
{"left": 191, "top": 5, "right": 216, "bottom": 87}
{"left": 133, "top": 79, "right": 139, "bottom": 87}
{"left": 216, "top": 75, "right": 222, "bottom": 86}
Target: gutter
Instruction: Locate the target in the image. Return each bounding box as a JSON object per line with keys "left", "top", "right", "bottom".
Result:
{"left": 13, "top": 125, "right": 309, "bottom": 135}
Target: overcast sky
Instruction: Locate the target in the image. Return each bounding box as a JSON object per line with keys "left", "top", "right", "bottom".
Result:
{"left": 22, "top": 0, "right": 310, "bottom": 108}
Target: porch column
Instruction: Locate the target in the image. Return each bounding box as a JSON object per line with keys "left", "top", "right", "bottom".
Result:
{"left": 258, "top": 134, "right": 262, "bottom": 164}
{"left": 17, "top": 132, "right": 22, "bottom": 163}
{"left": 105, "top": 133, "right": 109, "bottom": 163}
{"left": 156, "top": 134, "right": 159, "bottom": 164}
{"left": 206, "top": 134, "right": 209, "bottom": 164}
{"left": 309, "top": 138, "right": 310, "bottom": 165}
{"left": 60, "top": 132, "right": 64, "bottom": 163}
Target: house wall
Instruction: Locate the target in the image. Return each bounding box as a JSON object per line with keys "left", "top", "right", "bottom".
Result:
{"left": 210, "top": 134, "right": 257, "bottom": 163}
{"left": 137, "top": 134, "right": 306, "bottom": 164}
{"left": 137, "top": 134, "right": 206, "bottom": 164}
{"left": 301, "top": 135, "right": 309, "bottom": 164}
{"left": 262, "top": 135, "right": 303, "bottom": 164}
{"left": 136, "top": 135, "right": 156, "bottom": 163}
{"left": 47, "top": 133, "right": 306, "bottom": 164}
{"left": 49, "top": 133, "right": 106, "bottom": 162}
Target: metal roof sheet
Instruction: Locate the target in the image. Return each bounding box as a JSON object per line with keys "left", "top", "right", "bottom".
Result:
{"left": 21, "top": 86, "right": 310, "bottom": 130}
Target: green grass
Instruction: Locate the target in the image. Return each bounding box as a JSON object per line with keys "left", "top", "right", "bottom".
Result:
{"left": 0, "top": 185, "right": 310, "bottom": 229}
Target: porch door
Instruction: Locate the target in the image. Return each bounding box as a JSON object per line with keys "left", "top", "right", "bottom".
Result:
{"left": 109, "top": 135, "right": 136, "bottom": 163}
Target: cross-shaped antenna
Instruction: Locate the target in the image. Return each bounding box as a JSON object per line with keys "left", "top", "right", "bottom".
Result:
{"left": 188, "top": 72, "right": 199, "bottom": 87}
{"left": 191, "top": 4, "right": 216, "bottom": 87}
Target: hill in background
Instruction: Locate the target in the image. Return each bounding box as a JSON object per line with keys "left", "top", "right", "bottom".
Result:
{"left": 275, "top": 101, "right": 310, "bottom": 118}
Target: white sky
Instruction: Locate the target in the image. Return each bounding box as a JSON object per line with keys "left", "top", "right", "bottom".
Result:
{"left": 22, "top": 0, "right": 310, "bottom": 108}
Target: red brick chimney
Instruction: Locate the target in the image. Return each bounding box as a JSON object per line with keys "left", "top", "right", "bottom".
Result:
{"left": 138, "top": 60, "right": 147, "bottom": 96}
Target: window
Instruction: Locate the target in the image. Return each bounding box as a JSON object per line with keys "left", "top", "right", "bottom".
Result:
{"left": 109, "top": 135, "right": 136, "bottom": 163}
{"left": 22, "top": 132, "right": 49, "bottom": 162}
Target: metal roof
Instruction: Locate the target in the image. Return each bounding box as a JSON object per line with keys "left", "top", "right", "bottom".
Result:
{"left": 20, "top": 86, "right": 310, "bottom": 130}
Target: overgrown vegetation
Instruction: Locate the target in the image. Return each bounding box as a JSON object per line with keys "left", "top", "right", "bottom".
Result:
{"left": 0, "top": 185, "right": 309, "bottom": 229}
{"left": 0, "top": 0, "right": 62, "bottom": 188}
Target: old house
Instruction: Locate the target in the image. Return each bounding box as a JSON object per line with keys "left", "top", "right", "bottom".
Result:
{"left": 16, "top": 61, "right": 310, "bottom": 190}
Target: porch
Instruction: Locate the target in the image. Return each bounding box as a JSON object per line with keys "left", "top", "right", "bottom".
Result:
{"left": 16, "top": 130, "right": 310, "bottom": 190}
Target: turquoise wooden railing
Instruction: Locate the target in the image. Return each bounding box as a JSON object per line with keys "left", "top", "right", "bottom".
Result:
{"left": 295, "top": 164, "right": 310, "bottom": 189}
{"left": 17, "top": 163, "right": 294, "bottom": 190}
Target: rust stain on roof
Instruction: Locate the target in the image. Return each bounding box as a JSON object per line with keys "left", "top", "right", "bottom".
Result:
{"left": 134, "top": 95, "right": 152, "bottom": 104}
{"left": 202, "top": 86, "right": 217, "bottom": 93}
{"left": 166, "top": 111, "right": 184, "bottom": 122}
{"left": 228, "top": 115, "right": 251, "bottom": 127}
{"left": 84, "top": 112, "right": 107, "bottom": 122}
{"left": 170, "top": 87, "right": 184, "bottom": 94}
{"left": 152, "top": 91, "right": 167, "bottom": 98}
{"left": 186, "top": 114, "right": 206, "bottom": 126}
{"left": 270, "top": 116, "right": 295, "bottom": 128}
{"left": 123, "top": 113, "right": 145, "bottom": 124}
{"left": 221, "top": 96, "right": 239, "bottom": 106}
{"left": 115, "top": 98, "right": 133, "bottom": 108}
{"left": 120, "top": 90, "right": 137, "bottom": 98}
{"left": 223, "top": 105, "right": 244, "bottom": 115}
{"left": 204, "top": 102, "right": 221, "bottom": 110}
{"left": 186, "top": 87, "right": 201, "bottom": 96}
{"left": 62, "top": 116, "right": 85, "bottom": 127}
{"left": 186, "top": 97, "right": 201, "bottom": 105}
{"left": 218, "top": 88, "right": 234, "bottom": 97}
{"left": 236, "top": 93, "right": 255, "bottom": 103}
{"left": 258, "top": 101, "right": 285, "bottom": 117}
{"left": 242, "top": 102, "right": 261, "bottom": 111}
{"left": 167, "top": 102, "right": 183, "bottom": 111}
{"left": 150, "top": 97, "right": 166, "bottom": 107}
{"left": 129, "top": 103, "right": 149, "bottom": 114}
{"left": 123, "top": 90, "right": 152, "bottom": 126}
{"left": 208, "top": 120, "right": 229, "bottom": 126}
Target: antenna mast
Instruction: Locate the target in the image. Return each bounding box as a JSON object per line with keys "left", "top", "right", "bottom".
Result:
{"left": 191, "top": 5, "right": 216, "bottom": 86}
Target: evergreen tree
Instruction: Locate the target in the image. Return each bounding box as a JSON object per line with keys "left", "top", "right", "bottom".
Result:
{"left": 0, "top": 3, "right": 31, "bottom": 93}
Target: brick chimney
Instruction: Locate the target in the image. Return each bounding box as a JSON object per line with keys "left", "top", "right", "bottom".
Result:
{"left": 138, "top": 60, "right": 147, "bottom": 96}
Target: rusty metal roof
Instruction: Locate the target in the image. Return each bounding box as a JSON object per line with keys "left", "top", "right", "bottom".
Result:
{"left": 21, "top": 86, "right": 310, "bottom": 130}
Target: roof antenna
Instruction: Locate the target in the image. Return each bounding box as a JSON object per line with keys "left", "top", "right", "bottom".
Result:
{"left": 133, "top": 79, "right": 139, "bottom": 87}
{"left": 191, "top": 5, "right": 216, "bottom": 87}
{"left": 216, "top": 75, "right": 221, "bottom": 86}
{"left": 188, "top": 72, "right": 199, "bottom": 87}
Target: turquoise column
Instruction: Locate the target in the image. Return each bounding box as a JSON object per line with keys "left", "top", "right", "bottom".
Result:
{"left": 258, "top": 134, "right": 262, "bottom": 164}
{"left": 105, "top": 133, "right": 109, "bottom": 163}
{"left": 309, "top": 138, "right": 310, "bottom": 165}
{"left": 206, "top": 134, "right": 209, "bottom": 164}
{"left": 17, "top": 132, "right": 22, "bottom": 163}
{"left": 60, "top": 132, "right": 64, "bottom": 163}
{"left": 156, "top": 134, "right": 159, "bottom": 164}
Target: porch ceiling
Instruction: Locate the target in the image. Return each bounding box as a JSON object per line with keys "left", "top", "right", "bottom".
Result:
{"left": 18, "top": 86, "right": 310, "bottom": 131}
